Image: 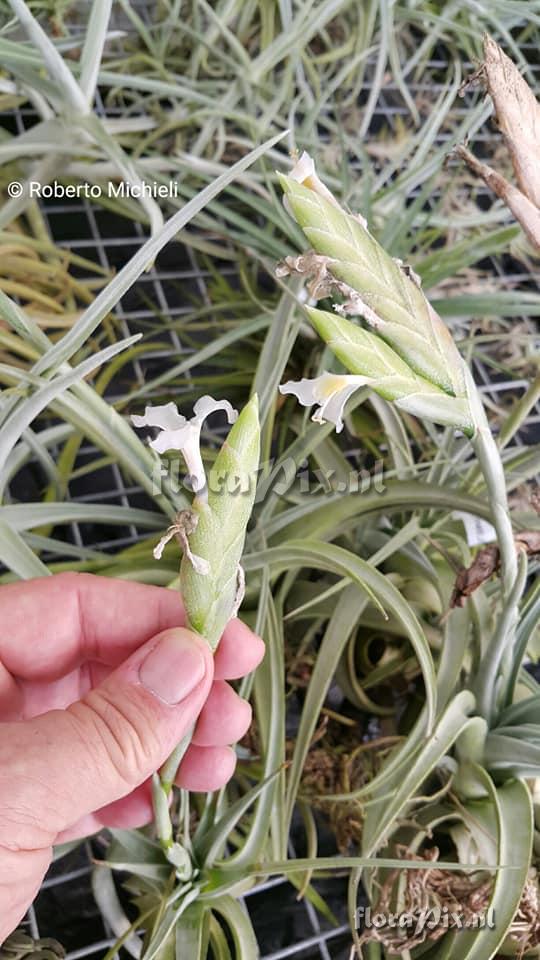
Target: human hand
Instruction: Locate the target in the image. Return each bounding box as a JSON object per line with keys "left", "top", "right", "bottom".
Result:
{"left": 0, "top": 573, "right": 264, "bottom": 942}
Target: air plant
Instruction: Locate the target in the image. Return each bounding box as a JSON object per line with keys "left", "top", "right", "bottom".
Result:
{"left": 278, "top": 151, "right": 539, "bottom": 958}
{"left": 1, "top": 7, "right": 540, "bottom": 960}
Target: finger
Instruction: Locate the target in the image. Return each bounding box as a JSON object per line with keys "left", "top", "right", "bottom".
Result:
{"left": 214, "top": 620, "right": 265, "bottom": 680}
{"left": 176, "top": 745, "right": 236, "bottom": 791}
{"left": 0, "top": 627, "right": 213, "bottom": 850}
{"left": 21, "top": 667, "right": 83, "bottom": 718}
{"left": 0, "top": 661, "right": 22, "bottom": 719}
{"left": 16, "top": 664, "right": 112, "bottom": 721}
{"left": 56, "top": 782, "right": 155, "bottom": 842}
{"left": 97, "top": 780, "right": 154, "bottom": 829}
{"left": 54, "top": 813, "right": 103, "bottom": 844}
{"left": 0, "top": 573, "right": 186, "bottom": 680}
{"left": 192, "top": 681, "right": 252, "bottom": 747}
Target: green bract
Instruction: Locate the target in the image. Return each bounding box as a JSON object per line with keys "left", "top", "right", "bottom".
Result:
{"left": 307, "top": 305, "right": 474, "bottom": 434}
{"left": 180, "top": 393, "right": 261, "bottom": 651}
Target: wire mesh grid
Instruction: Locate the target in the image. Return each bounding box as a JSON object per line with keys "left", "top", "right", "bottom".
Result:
{"left": 2, "top": 13, "right": 539, "bottom": 960}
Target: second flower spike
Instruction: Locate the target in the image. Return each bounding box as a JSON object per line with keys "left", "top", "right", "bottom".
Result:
{"left": 278, "top": 153, "right": 473, "bottom": 435}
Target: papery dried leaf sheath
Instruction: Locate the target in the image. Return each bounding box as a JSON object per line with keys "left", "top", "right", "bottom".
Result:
{"left": 482, "top": 35, "right": 540, "bottom": 209}
{"left": 458, "top": 36, "right": 540, "bottom": 251}
{"left": 456, "top": 146, "right": 540, "bottom": 251}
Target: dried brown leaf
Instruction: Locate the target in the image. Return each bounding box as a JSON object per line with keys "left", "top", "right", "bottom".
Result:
{"left": 482, "top": 35, "right": 540, "bottom": 209}
{"left": 451, "top": 531, "right": 540, "bottom": 607}
{"left": 456, "top": 145, "right": 540, "bottom": 251}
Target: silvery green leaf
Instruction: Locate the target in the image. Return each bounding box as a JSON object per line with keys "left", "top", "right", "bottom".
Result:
{"left": 0, "top": 520, "right": 50, "bottom": 578}
{"left": 454, "top": 767, "right": 533, "bottom": 960}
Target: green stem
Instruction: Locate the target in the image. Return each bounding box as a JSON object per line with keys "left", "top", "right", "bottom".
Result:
{"left": 160, "top": 729, "right": 194, "bottom": 794}
{"left": 475, "top": 552, "right": 528, "bottom": 723}
{"left": 153, "top": 727, "right": 194, "bottom": 857}
{"left": 472, "top": 420, "right": 517, "bottom": 598}
{"left": 469, "top": 385, "right": 523, "bottom": 722}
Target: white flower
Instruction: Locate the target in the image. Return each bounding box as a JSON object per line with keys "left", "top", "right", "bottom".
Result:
{"left": 279, "top": 373, "right": 366, "bottom": 433}
{"left": 289, "top": 150, "right": 341, "bottom": 208}
{"left": 132, "top": 395, "right": 237, "bottom": 492}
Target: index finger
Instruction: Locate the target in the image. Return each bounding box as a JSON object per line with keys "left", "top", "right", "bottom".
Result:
{"left": 0, "top": 572, "right": 186, "bottom": 679}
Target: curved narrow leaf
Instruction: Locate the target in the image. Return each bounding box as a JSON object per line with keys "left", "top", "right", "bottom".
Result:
{"left": 245, "top": 540, "right": 437, "bottom": 727}
{"left": 211, "top": 897, "right": 258, "bottom": 960}
{"left": 174, "top": 903, "right": 209, "bottom": 960}
{"left": 0, "top": 519, "right": 50, "bottom": 578}
{"left": 266, "top": 481, "right": 493, "bottom": 542}
{"left": 285, "top": 583, "right": 369, "bottom": 829}
{"left": 456, "top": 770, "right": 532, "bottom": 960}
{"left": 0, "top": 334, "right": 141, "bottom": 470}
{"left": 227, "top": 587, "right": 287, "bottom": 869}
{"left": 1, "top": 502, "right": 163, "bottom": 532}
{"left": 33, "top": 131, "right": 287, "bottom": 375}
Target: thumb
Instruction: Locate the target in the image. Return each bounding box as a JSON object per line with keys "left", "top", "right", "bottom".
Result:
{"left": 0, "top": 627, "right": 213, "bottom": 851}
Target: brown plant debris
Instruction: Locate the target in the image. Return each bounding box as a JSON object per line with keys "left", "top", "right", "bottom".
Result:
{"left": 299, "top": 734, "right": 400, "bottom": 853}
{"left": 456, "top": 35, "right": 540, "bottom": 251}
{"left": 358, "top": 846, "right": 492, "bottom": 954}
{"left": 451, "top": 532, "right": 540, "bottom": 607}
{"left": 276, "top": 250, "right": 384, "bottom": 326}
{"left": 482, "top": 35, "right": 540, "bottom": 209}
{"left": 456, "top": 144, "right": 540, "bottom": 251}
{"left": 360, "top": 852, "right": 540, "bottom": 956}
{"left": 509, "top": 873, "right": 540, "bottom": 955}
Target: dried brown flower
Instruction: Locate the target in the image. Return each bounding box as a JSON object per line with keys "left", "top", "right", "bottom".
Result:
{"left": 451, "top": 531, "right": 540, "bottom": 607}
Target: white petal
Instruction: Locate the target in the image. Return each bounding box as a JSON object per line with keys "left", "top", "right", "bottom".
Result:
{"left": 279, "top": 376, "right": 321, "bottom": 407}
{"left": 185, "top": 549, "right": 210, "bottom": 576}
{"left": 176, "top": 425, "right": 207, "bottom": 491}
{"left": 131, "top": 401, "right": 186, "bottom": 431}
{"left": 289, "top": 150, "right": 340, "bottom": 208}
{"left": 290, "top": 150, "right": 315, "bottom": 183}
{"left": 280, "top": 373, "right": 366, "bottom": 433}
{"left": 192, "top": 395, "right": 238, "bottom": 426}
{"left": 146, "top": 422, "right": 207, "bottom": 491}
{"left": 317, "top": 378, "right": 366, "bottom": 432}
{"left": 148, "top": 422, "right": 193, "bottom": 455}
{"left": 153, "top": 527, "right": 177, "bottom": 560}
{"left": 132, "top": 395, "right": 239, "bottom": 495}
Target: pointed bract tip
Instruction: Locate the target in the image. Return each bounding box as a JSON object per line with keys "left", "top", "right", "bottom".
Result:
{"left": 277, "top": 171, "right": 293, "bottom": 193}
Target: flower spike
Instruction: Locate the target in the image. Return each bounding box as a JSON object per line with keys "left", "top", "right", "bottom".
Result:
{"left": 277, "top": 152, "right": 474, "bottom": 435}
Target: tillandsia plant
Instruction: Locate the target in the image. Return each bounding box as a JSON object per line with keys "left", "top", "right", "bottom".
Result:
{"left": 1, "top": 8, "right": 540, "bottom": 958}
{"left": 277, "top": 152, "right": 540, "bottom": 957}
{"left": 277, "top": 150, "right": 523, "bottom": 720}
{"left": 132, "top": 394, "right": 260, "bottom": 873}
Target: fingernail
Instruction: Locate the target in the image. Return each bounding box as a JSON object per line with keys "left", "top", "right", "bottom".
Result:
{"left": 139, "top": 629, "right": 206, "bottom": 705}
